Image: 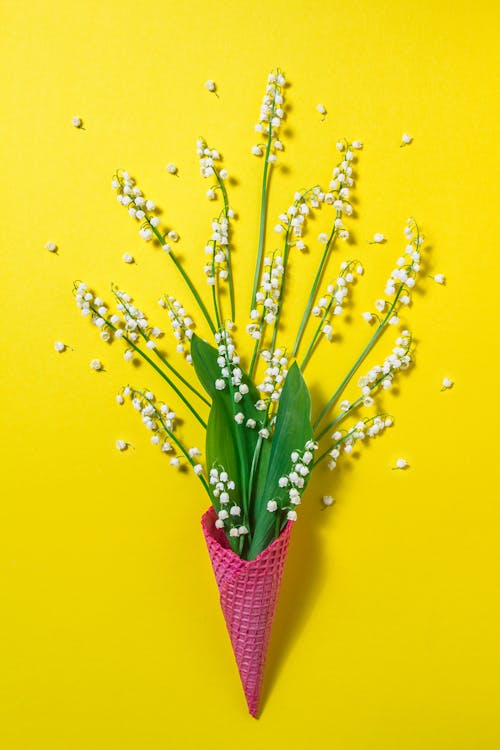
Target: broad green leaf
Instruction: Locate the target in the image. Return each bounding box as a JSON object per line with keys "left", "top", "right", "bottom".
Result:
{"left": 205, "top": 397, "right": 241, "bottom": 553}
{"left": 191, "top": 332, "right": 262, "bottom": 464}
{"left": 191, "top": 333, "right": 265, "bottom": 554}
{"left": 247, "top": 362, "right": 313, "bottom": 560}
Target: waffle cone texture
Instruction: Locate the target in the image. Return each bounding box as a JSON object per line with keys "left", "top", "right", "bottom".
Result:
{"left": 201, "top": 507, "right": 292, "bottom": 717}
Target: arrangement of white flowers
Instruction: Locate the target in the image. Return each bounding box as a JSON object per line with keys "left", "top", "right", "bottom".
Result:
{"left": 73, "top": 67, "right": 425, "bottom": 563}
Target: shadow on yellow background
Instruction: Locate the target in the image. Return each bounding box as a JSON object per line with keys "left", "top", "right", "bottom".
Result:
{"left": 1, "top": 1, "right": 499, "bottom": 748}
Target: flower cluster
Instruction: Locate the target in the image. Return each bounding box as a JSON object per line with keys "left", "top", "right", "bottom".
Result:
{"left": 358, "top": 332, "right": 413, "bottom": 401}
{"left": 326, "top": 140, "right": 363, "bottom": 241}
{"left": 266, "top": 440, "right": 318, "bottom": 521}
{"left": 256, "top": 349, "right": 289, "bottom": 409}
{"left": 312, "top": 261, "right": 363, "bottom": 341}
{"left": 213, "top": 328, "right": 249, "bottom": 404}
{"left": 209, "top": 467, "right": 248, "bottom": 538}
{"left": 247, "top": 252, "right": 284, "bottom": 339}
{"left": 119, "top": 386, "right": 204, "bottom": 475}
{"left": 327, "top": 415, "right": 393, "bottom": 470}
{"left": 252, "top": 69, "right": 286, "bottom": 160}
{"left": 159, "top": 294, "right": 193, "bottom": 363}
{"left": 363, "top": 219, "right": 424, "bottom": 325}
{"left": 112, "top": 170, "right": 161, "bottom": 243}
{"left": 273, "top": 188, "right": 321, "bottom": 250}
{"left": 204, "top": 215, "right": 230, "bottom": 286}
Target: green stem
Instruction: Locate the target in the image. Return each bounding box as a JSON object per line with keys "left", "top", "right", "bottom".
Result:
{"left": 221, "top": 335, "right": 251, "bottom": 546}
{"left": 129, "top": 388, "right": 211, "bottom": 499}
{"left": 112, "top": 291, "right": 210, "bottom": 407}
{"left": 146, "top": 219, "right": 216, "bottom": 335}
{"left": 316, "top": 336, "right": 411, "bottom": 442}
{"left": 250, "top": 94, "right": 277, "bottom": 312}
{"left": 313, "top": 284, "right": 406, "bottom": 433}
{"left": 213, "top": 171, "right": 235, "bottom": 321}
{"left": 210, "top": 240, "right": 222, "bottom": 331}
{"left": 292, "top": 225, "right": 337, "bottom": 358}
{"left": 91, "top": 306, "right": 207, "bottom": 430}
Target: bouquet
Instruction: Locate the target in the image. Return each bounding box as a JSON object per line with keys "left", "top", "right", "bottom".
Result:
{"left": 71, "top": 68, "right": 426, "bottom": 716}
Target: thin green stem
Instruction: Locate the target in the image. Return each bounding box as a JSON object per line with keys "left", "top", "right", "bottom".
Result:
{"left": 250, "top": 94, "right": 277, "bottom": 312}
{"left": 313, "top": 249, "right": 416, "bottom": 433}
{"left": 89, "top": 305, "right": 207, "bottom": 430}
{"left": 210, "top": 240, "right": 222, "bottom": 331}
{"left": 129, "top": 388, "right": 211, "bottom": 499}
{"left": 292, "top": 225, "right": 337, "bottom": 358}
{"left": 112, "top": 291, "right": 210, "bottom": 407}
{"left": 145, "top": 219, "right": 216, "bottom": 334}
{"left": 221, "top": 333, "right": 251, "bottom": 544}
{"left": 213, "top": 171, "right": 235, "bottom": 321}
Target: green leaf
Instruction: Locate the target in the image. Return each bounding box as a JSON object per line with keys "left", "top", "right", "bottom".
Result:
{"left": 191, "top": 333, "right": 266, "bottom": 555}
{"left": 247, "top": 362, "right": 313, "bottom": 560}
{"left": 191, "top": 332, "right": 262, "bottom": 465}
{"left": 205, "top": 397, "right": 241, "bottom": 553}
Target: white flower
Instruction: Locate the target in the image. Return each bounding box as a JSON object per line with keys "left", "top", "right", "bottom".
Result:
{"left": 267, "top": 500, "right": 278, "bottom": 512}
{"left": 122, "top": 253, "right": 134, "bottom": 264}
{"left": 441, "top": 377, "right": 453, "bottom": 390}
{"left": 89, "top": 358, "right": 103, "bottom": 371}
{"left": 401, "top": 133, "right": 412, "bottom": 144}
{"left": 116, "top": 439, "right": 127, "bottom": 451}
{"left": 116, "top": 394, "right": 124, "bottom": 405}
{"left": 316, "top": 103, "right": 326, "bottom": 115}
{"left": 54, "top": 341, "right": 66, "bottom": 352}
{"left": 318, "top": 232, "right": 329, "bottom": 244}
{"left": 352, "top": 140, "right": 363, "bottom": 149}
{"left": 165, "top": 163, "right": 177, "bottom": 174}
{"left": 206, "top": 188, "right": 216, "bottom": 200}
{"left": 234, "top": 412, "right": 244, "bottom": 424}
{"left": 372, "top": 233, "right": 385, "bottom": 243}
{"left": 215, "top": 379, "right": 226, "bottom": 390}
{"left": 433, "top": 274, "right": 445, "bottom": 284}
{"left": 322, "top": 495, "right": 334, "bottom": 507}
{"left": 286, "top": 510, "right": 297, "bottom": 521}
{"left": 229, "top": 527, "right": 239, "bottom": 537}
{"left": 205, "top": 79, "right": 216, "bottom": 92}
{"left": 394, "top": 458, "right": 408, "bottom": 469}
{"left": 362, "top": 312, "right": 373, "bottom": 323}
{"left": 252, "top": 145, "right": 263, "bottom": 156}
{"left": 215, "top": 519, "right": 224, "bottom": 529}
{"left": 193, "top": 464, "right": 203, "bottom": 475}
{"left": 45, "top": 241, "right": 57, "bottom": 252}
{"left": 71, "top": 116, "right": 82, "bottom": 128}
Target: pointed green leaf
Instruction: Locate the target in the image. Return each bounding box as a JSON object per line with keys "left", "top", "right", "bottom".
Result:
{"left": 247, "top": 362, "right": 313, "bottom": 559}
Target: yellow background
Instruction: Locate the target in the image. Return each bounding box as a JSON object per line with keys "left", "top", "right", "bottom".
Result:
{"left": 1, "top": 1, "right": 499, "bottom": 747}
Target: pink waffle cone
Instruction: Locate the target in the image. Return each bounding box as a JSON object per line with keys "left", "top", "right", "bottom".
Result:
{"left": 201, "top": 507, "right": 292, "bottom": 717}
